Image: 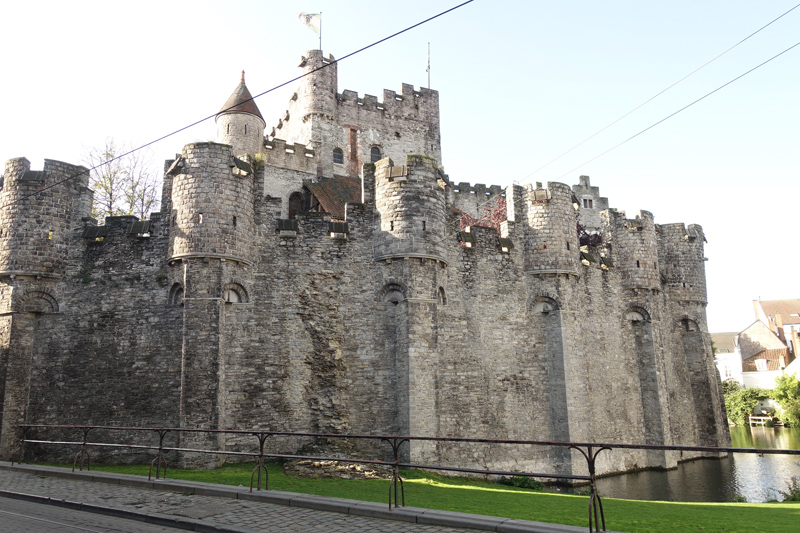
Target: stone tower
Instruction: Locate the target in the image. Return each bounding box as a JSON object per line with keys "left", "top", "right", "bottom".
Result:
{"left": 0, "top": 157, "right": 91, "bottom": 453}
{"left": 166, "top": 141, "right": 256, "bottom": 464}
{"left": 215, "top": 72, "right": 266, "bottom": 157}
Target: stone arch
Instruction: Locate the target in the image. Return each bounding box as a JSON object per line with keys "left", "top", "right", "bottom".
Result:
{"left": 168, "top": 283, "right": 184, "bottom": 306}
{"left": 14, "top": 290, "right": 58, "bottom": 313}
{"left": 288, "top": 191, "right": 304, "bottom": 220}
{"left": 677, "top": 316, "right": 701, "bottom": 332}
{"left": 624, "top": 305, "right": 651, "bottom": 323}
{"left": 222, "top": 282, "right": 248, "bottom": 303}
{"left": 528, "top": 294, "right": 559, "bottom": 314}
{"left": 437, "top": 286, "right": 447, "bottom": 306}
{"left": 378, "top": 281, "right": 407, "bottom": 304}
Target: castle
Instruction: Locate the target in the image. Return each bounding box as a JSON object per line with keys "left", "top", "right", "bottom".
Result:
{"left": 0, "top": 50, "right": 729, "bottom": 476}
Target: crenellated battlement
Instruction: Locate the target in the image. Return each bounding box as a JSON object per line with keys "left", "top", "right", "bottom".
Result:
{"left": 335, "top": 83, "right": 439, "bottom": 117}
{"left": 262, "top": 138, "right": 316, "bottom": 172}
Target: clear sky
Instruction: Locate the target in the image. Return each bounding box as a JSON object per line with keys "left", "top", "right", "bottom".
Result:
{"left": 1, "top": 1, "right": 798, "bottom": 333}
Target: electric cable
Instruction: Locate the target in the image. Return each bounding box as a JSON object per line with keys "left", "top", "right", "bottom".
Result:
{"left": 555, "top": 39, "right": 800, "bottom": 180}
{"left": 523, "top": 2, "right": 800, "bottom": 181}
{"left": 1, "top": 0, "right": 475, "bottom": 209}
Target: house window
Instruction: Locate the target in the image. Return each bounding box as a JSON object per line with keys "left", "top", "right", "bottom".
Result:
{"left": 755, "top": 359, "right": 768, "bottom": 371}
{"left": 333, "top": 148, "right": 344, "bottom": 164}
{"left": 370, "top": 146, "right": 382, "bottom": 163}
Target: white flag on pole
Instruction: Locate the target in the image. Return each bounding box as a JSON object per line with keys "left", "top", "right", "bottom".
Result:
{"left": 298, "top": 12, "right": 321, "bottom": 35}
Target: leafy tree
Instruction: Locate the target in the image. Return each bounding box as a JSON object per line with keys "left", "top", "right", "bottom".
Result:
{"left": 772, "top": 373, "right": 800, "bottom": 404}
{"left": 84, "top": 138, "right": 160, "bottom": 223}
{"left": 723, "top": 387, "right": 770, "bottom": 426}
{"left": 773, "top": 373, "right": 800, "bottom": 428}
{"left": 722, "top": 378, "right": 742, "bottom": 396}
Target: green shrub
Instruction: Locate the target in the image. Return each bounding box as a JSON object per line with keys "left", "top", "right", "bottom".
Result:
{"left": 497, "top": 473, "right": 544, "bottom": 490}
{"left": 724, "top": 387, "right": 770, "bottom": 426}
{"left": 722, "top": 379, "right": 742, "bottom": 395}
{"left": 780, "top": 476, "right": 800, "bottom": 502}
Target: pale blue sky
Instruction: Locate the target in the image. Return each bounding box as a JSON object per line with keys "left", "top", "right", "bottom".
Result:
{"left": 1, "top": 1, "right": 798, "bottom": 333}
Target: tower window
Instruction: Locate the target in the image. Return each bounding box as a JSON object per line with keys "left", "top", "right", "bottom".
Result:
{"left": 370, "top": 146, "right": 382, "bottom": 163}
{"left": 244, "top": 125, "right": 247, "bottom": 134}
{"left": 636, "top": 260, "right": 640, "bottom": 268}
{"left": 333, "top": 148, "right": 344, "bottom": 165}
{"left": 48, "top": 229, "right": 53, "bottom": 240}
{"left": 233, "top": 216, "right": 237, "bottom": 228}
{"left": 198, "top": 213, "right": 203, "bottom": 224}
{"left": 227, "top": 124, "right": 230, "bottom": 134}
{"left": 583, "top": 199, "right": 593, "bottom": 208}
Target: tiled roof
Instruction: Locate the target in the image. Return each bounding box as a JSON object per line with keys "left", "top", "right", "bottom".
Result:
{"left": 217, "top": 72, "right": 264, "bottom": 123}
{"left": 711, "top": 332, "right": 738, "bottom": 353}
{"left": 742, "top": 347, "right": 793, "bottom": 372}
{"left": 757, "top": 299, "right": 800, "bottom": 325}
{"left": 304, "top": 176, "right": 361, "bottom": 221}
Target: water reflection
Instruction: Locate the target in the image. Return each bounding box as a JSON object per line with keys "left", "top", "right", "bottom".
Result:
{"left": 589, "top": 427, "right": 800, "bottom": 502}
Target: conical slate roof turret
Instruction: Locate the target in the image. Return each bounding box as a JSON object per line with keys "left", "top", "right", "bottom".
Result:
{"left": 216, "top": 71, "right": 265, "bottom": 125}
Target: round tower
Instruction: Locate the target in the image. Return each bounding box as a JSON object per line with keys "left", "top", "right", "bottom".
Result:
{"left": 215, "top": 71, "right": 266, "bottom": 157}
{"left": 657, "top": 223, "right": 707, "bottom": 303}
{"left": 373, "top": 155, "right": 446, "bottom": 262}
{"left": 294, "top": 50, "right": 338, "bottom": 123}
{"left": 168, "top": 142, "right": 256, "bottom": 264}
{"left": 523, "top": 182, "right": 580, "bottom": 274}
{"left": 608, "top": 210, "right": 661, "bottom": 290}
{"left": 278, "top": 51, "right": 338, "bottom": 176}
{"left": 0, "top": 157, "right": 90, "bottom": 279}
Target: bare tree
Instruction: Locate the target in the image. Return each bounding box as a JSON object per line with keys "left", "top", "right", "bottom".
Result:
{"left": 84, "top": 138, "right": 160, "bottom": 222}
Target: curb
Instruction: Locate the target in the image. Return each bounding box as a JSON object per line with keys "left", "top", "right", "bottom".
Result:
{"left": 0, "top": 462, "right": 606, "bottom": 533}
{"left": 0, "top": 488, "right": 260, "bottom": 533}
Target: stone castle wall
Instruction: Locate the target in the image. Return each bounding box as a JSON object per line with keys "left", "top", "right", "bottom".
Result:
{"left": 0, "top": 145, "right": 730, "bottom": 475}
{"left": 0, "top": 50, "right": 729, "bottom": 475}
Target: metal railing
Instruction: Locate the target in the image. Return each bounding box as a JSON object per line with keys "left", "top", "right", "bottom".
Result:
{"left": 13, "top": 424, "right": 800, "bottom": 532}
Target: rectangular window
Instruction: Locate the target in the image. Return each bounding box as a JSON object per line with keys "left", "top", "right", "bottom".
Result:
{"left": 755, "top": 359, "right": 768, "bottom": 371}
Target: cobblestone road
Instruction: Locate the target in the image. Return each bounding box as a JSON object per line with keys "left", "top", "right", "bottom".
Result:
{"left": 0, "top": 468, "right": 483, "bottom": 532}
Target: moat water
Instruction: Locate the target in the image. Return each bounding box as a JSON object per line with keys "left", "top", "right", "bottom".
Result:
{"left": 586, "top": 427, "right": 800, "bottom": 502}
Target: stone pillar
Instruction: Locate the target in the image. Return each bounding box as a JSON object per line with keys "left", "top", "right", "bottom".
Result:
{"left": 178, "top": 258, "right": 224, "bottom": 467}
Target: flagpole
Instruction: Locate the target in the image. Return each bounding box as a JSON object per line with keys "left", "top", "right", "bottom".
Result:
{"left": 427, "top": 42, "right": 430, "bottom": 88}
{"left": 319, "top": 12, "right": 323, "bottom": 50}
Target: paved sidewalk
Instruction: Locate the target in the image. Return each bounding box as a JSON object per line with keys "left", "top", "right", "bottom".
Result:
{"left": 0, "top": 462, "right": 597, "bottom": 533}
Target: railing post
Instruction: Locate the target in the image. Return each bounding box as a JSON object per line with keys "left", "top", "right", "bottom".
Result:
{"left": 382, "top": 437, "right": 408, "bottom": 509}
{"left": 250, "top": 432, "right": 271, "bottom": 492}
{"left": 72, "top": 427, "right": 92, "bottom": 472}
{"left": 149, "top": 428, "right": 170, "bottom": 480}
{"left": 570, "top": 444, "right": 611, "bottom": 532}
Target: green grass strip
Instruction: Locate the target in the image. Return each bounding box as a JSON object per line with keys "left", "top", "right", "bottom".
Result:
{"left": 60, "top": 463, "right": 800, "bottom": 532}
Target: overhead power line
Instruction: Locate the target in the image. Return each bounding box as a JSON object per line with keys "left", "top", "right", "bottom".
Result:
{"left": 556, "top": 39, "right": 800, "bottom": 180}
{"left": 524, "top": 2, "right": 800, "bottom": 181}
{"left": 3, "top": 0, "right": 476, "bottom": 209}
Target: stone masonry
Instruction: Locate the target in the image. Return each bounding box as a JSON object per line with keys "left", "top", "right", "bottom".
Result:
{"left": 0, "top": 49, "right": 730, "bottom": 477}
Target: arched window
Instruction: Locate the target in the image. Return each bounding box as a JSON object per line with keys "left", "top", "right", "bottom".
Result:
{"left": 222, "top": 283, "right": 248, "bottom": 304}
{"left": 625, "top": 306, "right": 651, "bottom": 323}
{"left": 370, "top": 146, "right": 382, "bottom": 163}
{"left": 169, "top": 283, "right": 184, "bottom": 306}
{"left": 379, "top": 282, "right": 406, "bottom": 305}
{"left": 288, "top": 192, "right": 304, "bottom": 220}
{"left": 437, "top": 287, "right": 447, "bottom": 306}
{"left": 530, "top": 297, "right": 558, "bottom": 314}
{"left": 333, "top": 148, "right": 344, "bottom": 164}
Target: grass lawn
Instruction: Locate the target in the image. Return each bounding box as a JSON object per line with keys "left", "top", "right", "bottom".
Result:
{"left": 68, "top": 462, "right": 800, "bottom": 533}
